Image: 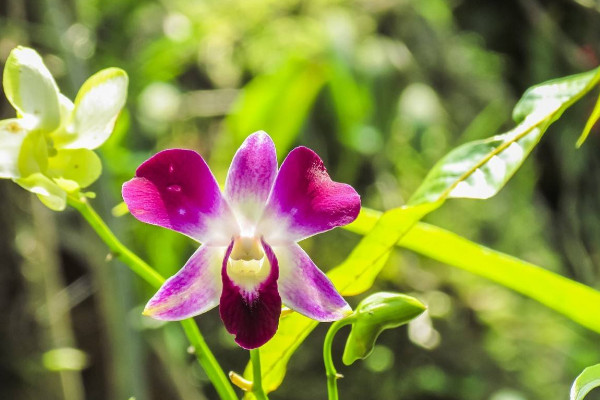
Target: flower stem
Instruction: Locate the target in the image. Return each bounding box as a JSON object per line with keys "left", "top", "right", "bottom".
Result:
{"left": 323, "top": 318, "right": 354, "bottom": 400}
{"left": 250, "top": 348, "right": 269, "bottom": 400}
{"left": 66, "top": 194, "right": 238, "bottom": 400}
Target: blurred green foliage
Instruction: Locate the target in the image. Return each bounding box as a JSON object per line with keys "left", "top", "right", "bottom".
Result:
{"left": 1, "top": 0, "right": 600, "bottom": 399}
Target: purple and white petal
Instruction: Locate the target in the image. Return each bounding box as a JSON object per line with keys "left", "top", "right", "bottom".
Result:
{"left": 259, "top": 147, "right": 361, "bottom": 244}
{"left": 274, "top": 243, "right": 351, "bottom": 321}
{"left": 122, "top": 149, "right": 238, "bottom": 245}
{"left": 219, "top": 240, "right": 281, "bottom": 349}
{"left": 224, "top": 131, "right": 277, "bottom": 235}
{"left": 143, "top": 245, "right": 225, "bottom": 320}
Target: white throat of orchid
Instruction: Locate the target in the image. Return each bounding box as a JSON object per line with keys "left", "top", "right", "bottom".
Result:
{"left": 226, "top": 236, "right": 271, "bottom": 294}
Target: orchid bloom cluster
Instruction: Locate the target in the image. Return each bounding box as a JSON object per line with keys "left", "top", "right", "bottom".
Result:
{"left": 0, "top": 46, "right": 128, "bottom": 210}
{"left": 122, "top": 132, "right": 361, "bottom": 348}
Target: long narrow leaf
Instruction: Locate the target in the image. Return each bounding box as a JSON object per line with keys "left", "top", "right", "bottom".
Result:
{"left": 345, "top": 209, "right": 600, "bottom": 334}
{"left": 576, "top": 91, "right": 600, "bottom": 148}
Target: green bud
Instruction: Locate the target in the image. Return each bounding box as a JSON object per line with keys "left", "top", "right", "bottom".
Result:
{"left": 342, "top": 292, "right": 426, "bottom": 366}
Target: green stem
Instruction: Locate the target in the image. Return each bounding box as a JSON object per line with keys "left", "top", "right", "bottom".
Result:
{"left": 67, "top": 194, "right": 238, "bottom": 400}
{"left": 250, "top": 349, "right": 268, "bottom": 400}
{"left": 323, "top": 318, "right": 353, "bottom": 400}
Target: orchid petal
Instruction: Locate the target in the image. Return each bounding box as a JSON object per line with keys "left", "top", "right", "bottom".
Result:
{"left": 259, "top": 146, "right": 361, "bottom": 244}
{"left": 143, "top": 245, "right": 225, "bottom": 320}
{"left": 0, "top": 119, "right": 29, "bottom": 179}
{"left": 15, "top": 172, "right": 66, "bottom": 211}
{"left": 3, "top": 46, "right": 60, "bottom": 131}
{"left": 275, "top": 243, "right": 351, "bottom": 321}
{"left": 48, "top": 148, "right": 102, "bottom": 189}
{"left": 48, "top": 94, "right": 76, "bottom": 147}
{"left": 224, "top": 131, "right": 277, "bottom": 234}
{"left": 220, "top": 240, "right": 281, "bottom": 349}
{"left": 17, "top": 130, "right": 48, "bottom": 177}
{"left": 122, "top": 149, "right": 238, "bottom": 245}
{"left": 59, "top": 68, "right": 128, "bottom": 150}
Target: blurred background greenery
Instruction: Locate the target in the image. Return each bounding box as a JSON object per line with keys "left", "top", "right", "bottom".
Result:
{"left": 1, "top": 0, "right": 600, "bottom": 399}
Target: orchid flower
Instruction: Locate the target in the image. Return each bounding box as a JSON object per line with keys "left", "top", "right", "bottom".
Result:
{"left": 0, "top": 46, "right": 128, "bottom": 210}
{"left": 122, "top": 131, "right": 360, "bottom": 348}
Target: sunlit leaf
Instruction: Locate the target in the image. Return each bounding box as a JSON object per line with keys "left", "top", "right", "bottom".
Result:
{"left": 576, "top": 91, "right": 600, "bottom": 148}
{"left": 2, "top": 46, "right": 60, "bottom": 131}
{"left": 410, "top": 67, "right": 600, "bottom": 205}
{"left": 571, "top": 364, "right": 600, "bottom": 400}
{"left": 244, "top": 203, "right": 440, "bottom": 395}
{"left": 345, "top": 208, "right": 600, "bottom": 335}
{"left": 513, "top": 68, "right": 600, "bottom": 123}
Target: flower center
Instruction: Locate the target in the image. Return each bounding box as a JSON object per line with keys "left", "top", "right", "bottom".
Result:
{"left": 6, "top": 121, "right": 24, "bottom": 134}
{"left": 226, "top": 236, "right": 271, "bottom": 293}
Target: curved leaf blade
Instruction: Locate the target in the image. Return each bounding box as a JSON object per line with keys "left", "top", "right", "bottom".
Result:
{"left": 571, "top": 364, "right": 600, "bottom": 400}
{"left": 410, "top": 67, "right": 600, "bottom": 206}
{"left": 513, "top": 67, "right": 600, "bottom": 123}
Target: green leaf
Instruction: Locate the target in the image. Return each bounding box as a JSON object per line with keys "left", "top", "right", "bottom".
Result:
{"left": 410, "top": 67, "right": 600, "bottom": 206}
{"left": 576, "top": 91, "right": 600, "bottom": 148}
{"left": 56, "top": 68, "right": 128, "bottom": 150}
{"left": 225, "top": 57, "right": 327, "bottom": 158}
{"left": 2, "top": 46, "right": 61, "bottom": 132}
{"left": 345, "top": 208, "right": 600, "bottom": 335}
{"left": 244, "top": 313, "right": 317, "bottom": 398}
{"left": 244, "top": 202, "right": 440, "bottom": 395}
{"left": 327, "top": 58, "right": 375, "bottom": 154}
{"left": 513, "top": 68, "right": 600, "bottom": 123}
{"left": 571, "top": 364, "right": 600, "bottom": 400}
{"left": 47, "top": 148, "right": 102, "bottom": 189}
{"left": 0, "top": 119, "right": 29, "bottom": 178}
{"left": 15, "top": 172, "right": 66, "bottom": 211}
{"left": 328, "top": 202, "right": 441, "bottom": 295}
{"left": 342, "top": 292, "right": 426, "bottom": 365}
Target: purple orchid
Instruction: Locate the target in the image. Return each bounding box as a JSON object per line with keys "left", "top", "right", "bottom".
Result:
{"left": 122, "top": 131, "right": 360, "bottom": 349}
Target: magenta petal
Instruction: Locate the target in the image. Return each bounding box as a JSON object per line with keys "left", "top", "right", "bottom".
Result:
{"left": 225, "top": 131, "right": 277, "bottom": 231}
{"left": 219, "top": 240, "right": 281, "bottom": 349}
{"left": 275, "top": 244, "right": 351, "bottom": 321}
{"left": 144, "top": 245, "right": 225, "bottom": 320}
{"left": 122, "top": 149, "right": 238, "bottom": 244}
{"left": 259, "top": 147, "right": 361, "bottom": 243}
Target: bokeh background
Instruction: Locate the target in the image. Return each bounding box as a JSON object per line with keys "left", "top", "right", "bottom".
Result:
{"left": 1, "top": 0, "right": 600, "bottom": 399}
